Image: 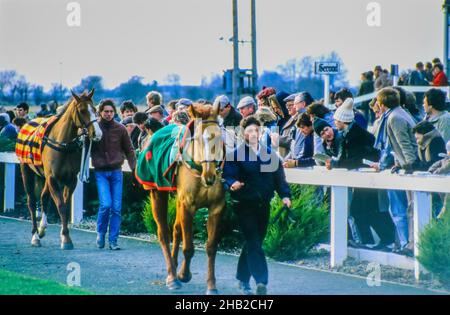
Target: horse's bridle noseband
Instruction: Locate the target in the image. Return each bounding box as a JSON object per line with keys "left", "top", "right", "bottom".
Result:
{"left": 74, "top": 104, "right": 98, "bottom": 137}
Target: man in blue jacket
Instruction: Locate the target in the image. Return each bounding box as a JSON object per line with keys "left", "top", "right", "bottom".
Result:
{"left": 223, "top": 116, "right": 291, "bottom": 295}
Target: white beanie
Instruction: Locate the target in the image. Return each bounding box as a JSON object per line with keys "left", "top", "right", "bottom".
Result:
{"left": 333, "top": 98, "right": 354, "bottom": 123}
{"left": 237, "top": 96, "right": 256, "bottom": 109}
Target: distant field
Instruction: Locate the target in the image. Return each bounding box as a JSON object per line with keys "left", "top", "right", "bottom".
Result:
{"left": 0, "top": 269, "right": 92, "bottom": 295}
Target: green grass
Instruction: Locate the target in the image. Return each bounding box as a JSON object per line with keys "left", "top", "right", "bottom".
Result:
{"left": 0, "top": 269, "right": 92, "bottom": 295}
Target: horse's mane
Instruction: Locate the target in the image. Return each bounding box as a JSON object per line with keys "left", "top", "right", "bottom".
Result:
{"left": 55, "top": 99, "right": 72, "bottom": 118}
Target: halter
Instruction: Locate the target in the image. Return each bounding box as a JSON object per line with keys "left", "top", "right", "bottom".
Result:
{"left": 43, "top": 102, "right": 97, "bottom": 153}
{"left": 178, "top": 119, "right": 226, "bottom": 179}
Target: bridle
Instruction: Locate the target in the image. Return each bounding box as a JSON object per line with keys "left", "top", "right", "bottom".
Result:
{"left": 43, "top": 101, "right": 98, "bottom": 153}
{"left": 179, "top": 119, "right": 225, "bottom": 179}
{"left": 74, "top": 104, "right": 98, "bottom": 136}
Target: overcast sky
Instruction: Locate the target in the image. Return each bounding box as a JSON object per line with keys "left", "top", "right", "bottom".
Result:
{"left": 0, "top": 0, "right": 444, "bottom": 90}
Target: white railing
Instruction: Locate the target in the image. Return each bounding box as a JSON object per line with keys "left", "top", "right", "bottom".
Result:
{"left": 1, "top": 151, "right": 449, "bottom": 281}
{"left": 285, "top": 167, "right": 449, "bottom": 281}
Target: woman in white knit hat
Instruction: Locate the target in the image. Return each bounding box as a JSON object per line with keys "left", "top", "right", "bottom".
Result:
{"left": 333, "top": 98, "right": 355, "bottom": 130}
{"left": 328, "top": 98, "right": 395, "bottom": 249}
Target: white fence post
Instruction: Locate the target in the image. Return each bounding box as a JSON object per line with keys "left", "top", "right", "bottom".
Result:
{"left": 413, "top": 191, "right": 432, "bottom": 281}
{"left": 71, "top": 179, "right": 84, "bottom": 224}
{"left": 4, "top": 163, "right": 15, "bottom": 211}
{"left": 330, "top": 186, "right": 349, "bottom": 267}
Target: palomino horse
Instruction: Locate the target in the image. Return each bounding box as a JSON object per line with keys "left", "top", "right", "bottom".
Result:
{"left": 149, "top": 102, "right": 225, "bottom": 295}
{"left": 17, "top": 89, "right": 102, "bottom": 249}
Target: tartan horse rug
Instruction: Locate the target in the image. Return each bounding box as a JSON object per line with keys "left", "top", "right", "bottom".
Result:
{"left": 15, "top": 116, "right": 58, "bottom": 167}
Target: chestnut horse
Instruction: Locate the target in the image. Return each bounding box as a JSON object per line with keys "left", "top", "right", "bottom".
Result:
{"left": 149, "top": 102, "right": 226, "bottom": 295}
{"left": 18, "top": 89, "right": 102, "bottom": 249}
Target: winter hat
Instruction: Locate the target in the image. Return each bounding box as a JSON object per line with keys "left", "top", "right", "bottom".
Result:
{"left": 333, "top": 98, "right": 355, "bottom": 123}
{"left": 213, "top": 95, "right": 230, "bottom": 110}
{"left": 256, "top": 87, "right": 276, "bottom": 101}
{"left": 236, "top": 96, "right": 256, "bottom": 109}
{"left": 313, "top": 118, "right": 331, "bottom": 136}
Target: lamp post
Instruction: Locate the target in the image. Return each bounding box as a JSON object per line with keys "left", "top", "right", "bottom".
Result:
{"left": 251, "top": 0, "right": 258, "bottom": 96}
{"left": 444, "top": 0, "right": 450, "bottom": 77}
{"left": 232, "top": 0, "right": 239, "bottom": 106}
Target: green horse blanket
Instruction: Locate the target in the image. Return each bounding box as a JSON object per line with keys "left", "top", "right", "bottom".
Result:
{"left": 135, "top": 123, "right": 188, "bottom": 191}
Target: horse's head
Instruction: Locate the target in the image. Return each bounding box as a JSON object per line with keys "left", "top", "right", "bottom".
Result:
{"left": 188, "top": 101, "right": 224, "bottom": 187}
{"left": 70, "top": 89, "right": 103, "bottom": 142}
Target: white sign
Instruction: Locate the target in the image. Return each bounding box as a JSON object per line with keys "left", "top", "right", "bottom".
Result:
{"left": 315, "top": 62, "right": 340, "bottom": 75}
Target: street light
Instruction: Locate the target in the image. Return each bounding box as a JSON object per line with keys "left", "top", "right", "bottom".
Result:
{"left": 443, "top": 0, "right": 450, "bottom": 77}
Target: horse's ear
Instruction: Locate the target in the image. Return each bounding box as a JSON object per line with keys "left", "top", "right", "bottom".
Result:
{"left": 71, "top": 90, "right": 81, "bottom": 103}
{"left": 187, "top": 104, "right": 197, "bottom": 119}
{"left": 212, "top": 101, "right": 220, "bottom": 117}
{"left": 88, "top": 88, "right": 95, "bottom": 99}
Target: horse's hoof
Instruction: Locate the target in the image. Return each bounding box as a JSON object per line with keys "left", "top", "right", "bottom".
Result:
{"left": 178, "top": 271, "right": 192, "bottom": 283}
{"left": 206, "top": 289, "right": 219, "bottom": 295}
{"left": 166, "top": 279, "right": 182, "bottom": 290}
{"left": 61, "top": 242, "right": 74, "bottom": 250}
{"left": 38, "top": 227, "right": 46, "bottom": 238}
{"left": 31, "top": 240, "right": 41, "bottom": 247}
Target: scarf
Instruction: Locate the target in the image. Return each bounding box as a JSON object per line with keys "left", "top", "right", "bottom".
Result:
{"left": 374, "top": 108, "right": 393, "bottom": 151}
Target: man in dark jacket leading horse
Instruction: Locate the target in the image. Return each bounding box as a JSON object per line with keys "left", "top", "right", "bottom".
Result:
{"left": 223, "top": 116, "right": 291, "bottom": 295}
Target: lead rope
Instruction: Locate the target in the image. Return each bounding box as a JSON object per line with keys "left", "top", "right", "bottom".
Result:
{"left": 78, "top": 135, "right": 92, "bottom": 183}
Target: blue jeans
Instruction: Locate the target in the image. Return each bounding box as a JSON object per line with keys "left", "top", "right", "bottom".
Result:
{"left": 387, "top": 190, "right": 409, "bottom": 247}
{"left": 95, "top": 170, "right": 123, "bottom": 244}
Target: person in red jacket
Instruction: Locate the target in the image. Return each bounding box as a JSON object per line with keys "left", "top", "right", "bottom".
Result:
{"left": 432, "top": 63, "right": 449, "bottom": 86}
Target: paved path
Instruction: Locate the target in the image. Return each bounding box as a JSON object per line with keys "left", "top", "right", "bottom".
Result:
{"left": 0, "top": 217, "right": 442, "bottom": 295}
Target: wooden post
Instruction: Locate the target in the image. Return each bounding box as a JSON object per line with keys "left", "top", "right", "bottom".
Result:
{"left": 413, "top": 191, "right": 432, "bottom": 281}
{"left": 71, "top": 179, "right": 84, "bottom": 224}
{"left": 330, "top": 186, "right": 349, "bottom": 267}
{"left": 4, "top": 163, "right": 15, "bottom": 211}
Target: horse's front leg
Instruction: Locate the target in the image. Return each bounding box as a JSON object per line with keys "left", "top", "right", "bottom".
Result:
{"left": 150, "top": 190, "right": 181, "bottom": 290}
{"left": 171, "top": 212, "right": 182, "bottom": 270}
{"left": 60, "top": 181, "right": 77, "bottom": 249}
{"left": 205, "top": 200, "right": 225, "bottom": 295}
{"left": 178, "top": 202, "right": 195, "bottom": 284}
